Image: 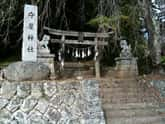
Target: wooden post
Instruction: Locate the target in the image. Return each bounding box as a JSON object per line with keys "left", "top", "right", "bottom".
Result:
{"left": 61, "top": 35, "right": 65, "bottom": 70}
{"left": 61, "top": 35, "right": 65, "bottom": 52}
{"left": 94, "top": 37, "right": 100, "bottom": 78}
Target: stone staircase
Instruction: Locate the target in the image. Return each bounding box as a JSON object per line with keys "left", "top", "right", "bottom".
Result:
{"left": 99, "top": 78, "right": 165, "bottom": 124}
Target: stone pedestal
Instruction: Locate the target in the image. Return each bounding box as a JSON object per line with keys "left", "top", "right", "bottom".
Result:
{"left": 37, "top": 53, "right": 55, "bottom": 77}
{"left": 37, "top": 35, "right": 56, "bottom": 78}
{"left": 115, "top": 57, "right": 138, "bottom": 78}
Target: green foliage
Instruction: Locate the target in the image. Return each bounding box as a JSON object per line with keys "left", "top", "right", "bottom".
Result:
{"left": 87, "top": 15, "right": 111, "bottom": 29}
{"left": 134, "top": 41, "right": 152, "bottom": 75}
{"left": 87, "top": 0, "right": 149, "bottom": 73}
{"left": 161, "top": 56, "right": 165, "bottom": 64}
{"left": 160, "top": 56, "right": 165, "bottom": 71}
{"left": 137, "top": 56, "right": 153, "bottom": 75}
{"left": 135, "top": 42, "right": 148, "bottom": 58}
{"left": 87, "top": 15, "right": 129, "bottom": 31}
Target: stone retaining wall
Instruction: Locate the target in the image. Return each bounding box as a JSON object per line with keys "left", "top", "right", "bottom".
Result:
{"left": 150, "top": 80, "right": 165, "bottom": 98}
{"left": 150, "top": 80, "right": 165, "bottom": 113}
{"left": 0, "top": 80, "right": 105, "bottom": 124}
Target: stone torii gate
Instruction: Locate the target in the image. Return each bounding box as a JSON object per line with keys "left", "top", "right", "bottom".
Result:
{"left": 38, "top": 27, "right": 113, "bottom": 78}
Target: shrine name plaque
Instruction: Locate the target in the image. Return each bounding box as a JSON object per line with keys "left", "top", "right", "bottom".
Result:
{"left": 22, "top": 4, "right": 38, "bottom": 62}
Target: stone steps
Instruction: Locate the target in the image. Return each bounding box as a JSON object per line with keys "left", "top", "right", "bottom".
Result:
{"left": 100, "top": 87, "right": 144, "bottom": 93}
{"left": 100, "top": 90, "right": 153, "bottom": 97}
{"left": 104, "top": 108, "right": 159, "bottom": 118}
{"left": 101, "top": 97, "right": 157, "bottom": 104}
{"left": 106, "top": 116, "right": 164, "bottom": 124}
{"left": 100, "top": 94, "right": 153, "bottom": 100}
{"left": 99, "top": 82, "right": 143, "bottom": 88}
{"left": 100, "top": 88, "right": 156, "bottom": 104}
{"left": 100, "top": 79, "right": 137, "bottom": 84}
{"left": 102, "top": 103, "right": 159, "bottom": 109}
{"left": 100, "top": 78, "right": 164, "bottom": 124}
{"left": 100, "top": 85, "right": 141, "bottom": 89}
{"left": 101, "top": 94, "right": 154, "bottom": 100}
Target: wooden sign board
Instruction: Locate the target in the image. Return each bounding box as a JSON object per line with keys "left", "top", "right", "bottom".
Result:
{"left": 22, "top": 4, "right": 38, "bottom": 62}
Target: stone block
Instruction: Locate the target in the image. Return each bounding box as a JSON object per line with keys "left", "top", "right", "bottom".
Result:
{"left": 81, "top": 80, "right": 100, "bottom": 101}
{"left": 0, "top": 82, "right": 17, "bottom": 99}
{"left": 37, "top": 54, "right": 55, "bottom": 76}
{"left": 17, "top": 83, "right": 31, "bottom": 98}
{"left": 27, "top": 110, "right": 49, "bottom": 124}
{"left": 35, "top": 98, "right": 49, "bottom": 114}
{"left": 63, "top": 91, "right": 76, "bottom": 106}
{"left": 85, "top": 100, "right": 102, "bottom": 113}
{"left": 21, "top": 96, "right": 38, "bottom": 113}
{"left": 43, "top": 82, "right": 57, "bottom": 98}
{"left": 4, "top": 62, "right": 50, "bottom": 81}
{"left": 69, "top": 118, "right": 81, "bottom": 124}
{"left": 81, "top": 80, "right": 99, "bottom": 90}
{"left": 0, "top": 98, "right": 9, "bottom": 109}
{"left": 31, "top": 83, "right": 43, "bottom": 98}
{"left": 0, "top": 109, "right": 11, "bottom": 123}
{"left": 44, "top": 106, "right": 61, "bottom": 123}
{"left": 50, "top": 94, "right": 63, "bottom": 107}
{"left": 11, "top": 110, "right": 27, "bottom": 124}
{"left": 6, "top": 96, "right": 23, "bottom": 113}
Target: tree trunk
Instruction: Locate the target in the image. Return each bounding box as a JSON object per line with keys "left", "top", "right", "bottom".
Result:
{"left": 153, "top": 20, "right": 161, "bottom": 65}
{"left": 143, "top": 0, "right": 161, "bottom": 65}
